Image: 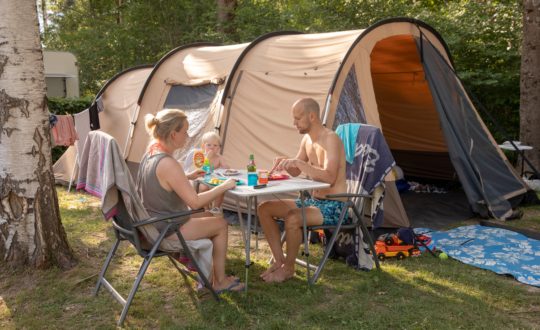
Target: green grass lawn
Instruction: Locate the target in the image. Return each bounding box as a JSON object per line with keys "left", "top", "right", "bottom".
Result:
{"left": 1, "top": 189, "right": 539, "bottom": 329}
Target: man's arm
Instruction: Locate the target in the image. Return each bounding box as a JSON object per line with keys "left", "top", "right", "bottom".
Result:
{"left": 294, "top": 133, "right": 342, "bottom": 184}
{"left": 278, "top": 136, "right": 308, "bottom": 177}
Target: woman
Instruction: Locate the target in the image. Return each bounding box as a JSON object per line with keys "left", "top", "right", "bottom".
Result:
{"left": 137, "top": 109, "right": 244, "bottom": 293}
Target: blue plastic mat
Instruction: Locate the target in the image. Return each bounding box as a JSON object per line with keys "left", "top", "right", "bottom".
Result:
{"left": 415, "top": 225, "right": 540, "bottom": 287}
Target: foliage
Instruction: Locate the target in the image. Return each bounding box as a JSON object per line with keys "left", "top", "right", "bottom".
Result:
{"left": 44, "top": 0, "right": 522, "bottom": 139}
{"left": 0, "top": 189, "right": 539, "bottom": 328}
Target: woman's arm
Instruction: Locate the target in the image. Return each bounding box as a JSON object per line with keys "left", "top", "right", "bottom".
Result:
{"left": 156, "top": 157, "right": 235, "bottom": 209}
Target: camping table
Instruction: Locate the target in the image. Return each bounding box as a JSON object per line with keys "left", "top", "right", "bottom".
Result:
{"left": 498, "top": 141, "right": 533, "bottom": 176}
{"left": 215, "top": 170, "right": 330, "bottom": 293}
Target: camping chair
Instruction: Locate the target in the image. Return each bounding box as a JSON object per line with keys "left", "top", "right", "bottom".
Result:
{"left": 295, "top": 123, "right": 394, "bottom": 284}
{"left": 81, "top": 131, "right": 218, "bottom": 326}
{"left": 302, "top": 190, "right": 381, "bottom": 285}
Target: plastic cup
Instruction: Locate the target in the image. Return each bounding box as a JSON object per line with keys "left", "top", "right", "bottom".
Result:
{"left": 258, "top": 170, "right": 269, "bottom": 184}
{"left": 247, "top": 172, "right": 258, "bottom": 186}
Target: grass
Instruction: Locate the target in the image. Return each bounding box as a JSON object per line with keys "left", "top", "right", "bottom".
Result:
{"left": 1, "top": 188, "right": 540, "bottom": 329}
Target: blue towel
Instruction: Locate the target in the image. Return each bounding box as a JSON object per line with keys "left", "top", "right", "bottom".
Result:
{"left": 336, "top": 123, "right": 361, "bottom": 164}
{"left": 415, "top": 225, "right": 540, "bottom": 287}
{"left": 336, "top": 123, "right": 395, "bottom": 228}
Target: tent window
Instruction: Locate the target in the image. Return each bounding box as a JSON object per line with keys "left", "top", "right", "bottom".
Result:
{"left": 164, "top": 84, "right": 218, "bottom": 111}
{"left": 333, "top": 65, "right": 366, "bottom": 130}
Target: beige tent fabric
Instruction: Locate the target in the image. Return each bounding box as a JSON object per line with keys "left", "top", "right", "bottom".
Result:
{"left": 53, "top": 66, "right": 153, "bottom": 186}
{"left": 220, "top": 30, "right": 362, "bottom": 171}
{"left": 127, "top": 43, "right": 249, "bottom": 165}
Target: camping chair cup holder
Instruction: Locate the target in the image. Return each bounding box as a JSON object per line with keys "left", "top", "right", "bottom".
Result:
{"left": 94, "top": 203, "right": 219, "bottom": 326}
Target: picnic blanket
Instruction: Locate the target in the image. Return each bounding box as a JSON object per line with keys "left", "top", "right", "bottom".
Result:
{"left": 416, "top": 225, "right": 540, "bottom": 287}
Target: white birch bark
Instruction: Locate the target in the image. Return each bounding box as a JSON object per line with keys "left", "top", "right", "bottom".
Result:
{"left": 0, "top": 0, "right": 75, "bottom": 268}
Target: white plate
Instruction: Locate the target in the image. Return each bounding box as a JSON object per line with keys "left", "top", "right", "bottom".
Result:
{"left": 222, "top": 169, "right": 240, "bottom": 176}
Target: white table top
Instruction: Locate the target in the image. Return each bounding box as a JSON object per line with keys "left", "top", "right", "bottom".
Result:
{"left": 210, "top": 169, "right": 330, "bottom": 198}
{"left": 498, "top": 141, "right": 533, "bottom": 151}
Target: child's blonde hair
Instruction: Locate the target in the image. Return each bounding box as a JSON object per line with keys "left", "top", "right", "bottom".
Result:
{"left": 201, "top": 131, "right": 221, "bottom": 146}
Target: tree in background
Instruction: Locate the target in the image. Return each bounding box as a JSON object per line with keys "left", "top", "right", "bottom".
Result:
{"left": 0, "top": 0, "right": 76, "bottom": 269}
{"left": 520, "top": 0, "right": 540, "bottom": 173}
{"left": 44, "top": 0, "right": 523, "bottom": 140}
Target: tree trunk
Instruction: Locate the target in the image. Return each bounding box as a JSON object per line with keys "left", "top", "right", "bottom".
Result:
{"left": 0, "top": 0, "right": 76, "bottom": 269}
{"left": 520, "top": 0, "right": 540, "bottom": 174}
{"left": 216, "top": 0, "right": 236, "bottom": 35}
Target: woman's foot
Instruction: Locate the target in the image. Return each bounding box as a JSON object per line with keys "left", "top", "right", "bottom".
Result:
{"left": 213, "top": 277, "right": 245, "bottom": 294}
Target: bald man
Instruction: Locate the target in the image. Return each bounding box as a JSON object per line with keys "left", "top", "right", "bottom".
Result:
{"left": 258, "top": 97, "right": 347, "bottom": 283}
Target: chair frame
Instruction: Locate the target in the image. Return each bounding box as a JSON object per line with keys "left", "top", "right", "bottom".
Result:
{"left": 94, "top": 207, "right": 219, "bottom": 326}
{"left": 302, "top": 192, "right": 381, "bottom": 285}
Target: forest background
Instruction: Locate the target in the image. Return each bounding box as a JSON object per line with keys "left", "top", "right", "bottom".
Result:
{"left": 43, "top": 0, "right": 522, "bottom": 142}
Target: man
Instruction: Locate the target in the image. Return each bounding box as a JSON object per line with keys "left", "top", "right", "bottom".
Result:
{"left": 258, "top": 97, "right": 347, "bottom": 283}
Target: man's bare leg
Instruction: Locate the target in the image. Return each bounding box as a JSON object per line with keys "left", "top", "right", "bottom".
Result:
{"left": 264, "top": 207, "right": 323, "bottom": 283}
{"left": 258, "top": 200, "right": 297, "bottom": 279}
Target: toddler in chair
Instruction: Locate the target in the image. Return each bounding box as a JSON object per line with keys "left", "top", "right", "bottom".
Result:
{"left": 192, "top": 131, "right": 229, "bottom": 214}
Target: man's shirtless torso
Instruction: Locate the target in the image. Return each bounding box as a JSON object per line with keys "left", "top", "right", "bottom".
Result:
{"left": 300, "top": 127, "right": 347, "bottom": 201}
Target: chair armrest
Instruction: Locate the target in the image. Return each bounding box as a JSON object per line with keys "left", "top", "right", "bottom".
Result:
{"left": 325, "top": 193, "right": 372, "bottom": 199}
{"left": 133, "top": 208, "right": 204, "bottom": 228}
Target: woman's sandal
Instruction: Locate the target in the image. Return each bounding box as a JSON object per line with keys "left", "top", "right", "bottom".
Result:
{"left": 215, "top": 281, "right": 245, "bottom": 295}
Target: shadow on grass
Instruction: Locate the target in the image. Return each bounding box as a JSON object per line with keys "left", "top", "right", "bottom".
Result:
{"left": 1, "top": 189, "right": 539, "bottom": 328}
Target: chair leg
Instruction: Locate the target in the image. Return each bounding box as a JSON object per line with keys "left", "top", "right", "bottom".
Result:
{"left": 352, "top": 205, "right": 381, "bottom": 271}
{"left": 117, "top": 254, "right": 155, "bottom": 326}
{"left": 94, "top": 238, "right": 121, "bottom": 296}
{"left": 309, "top": 206, "right": 349, "bottom": 285}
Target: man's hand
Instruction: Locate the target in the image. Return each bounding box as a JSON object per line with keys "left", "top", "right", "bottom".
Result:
{"left": 187, "top": 168, "right": 206, "bottom": 180}
{"left": 269, "top": 156, "right": 287, "bottom": 174}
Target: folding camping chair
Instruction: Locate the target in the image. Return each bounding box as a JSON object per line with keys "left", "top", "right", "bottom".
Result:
{"left": 83, "top": 131, "right": 219, "bottom": 326}
{"left": 295, "top": 123, "right": 394, "bottom": 284}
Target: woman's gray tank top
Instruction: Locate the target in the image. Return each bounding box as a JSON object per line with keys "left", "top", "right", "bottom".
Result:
{"left": 137, "top": 152, "right": 189, "bottom": 236}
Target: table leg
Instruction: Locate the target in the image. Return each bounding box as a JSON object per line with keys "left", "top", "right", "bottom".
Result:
{"left": 235, "top": 198, "right": 246, "bottom": 244}
{"left": 244, "top": 196, "right": 253, "bottom": 294}
{"left": 300, "top": 191, "right": 310, "bottom": 285}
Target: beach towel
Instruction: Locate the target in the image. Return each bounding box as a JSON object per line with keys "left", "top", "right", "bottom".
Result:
{"left": 416, "top": 225, "right": 540, "bottom": 287}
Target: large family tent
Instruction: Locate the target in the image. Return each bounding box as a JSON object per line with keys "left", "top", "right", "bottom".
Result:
{"left": 125, "top": 42, "right": 249, "bottom": 172}
{"left": 53, "top": 64, "right": 154, "bottom": 185}
{"left": 57, "top": 17, "right": 529, "bottom": 228}
{"left": 217, "top": 17, "right": 527, "bottom": 225}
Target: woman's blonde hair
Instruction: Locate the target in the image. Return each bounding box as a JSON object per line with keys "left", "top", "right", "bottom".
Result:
{"left": 201, "top": 131, "right": 221, "bottom": 146}
{"left": 145, "top": 109, "right": 188, "bottom": 142}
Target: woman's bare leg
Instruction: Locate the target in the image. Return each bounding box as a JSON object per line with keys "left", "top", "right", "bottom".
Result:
{"left": 179, "top": 215, "right": 243, "bottom": 290}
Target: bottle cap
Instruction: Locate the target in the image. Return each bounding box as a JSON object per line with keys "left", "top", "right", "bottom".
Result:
{"left": 249, "top": 154, "right": 254, "bottom": 160}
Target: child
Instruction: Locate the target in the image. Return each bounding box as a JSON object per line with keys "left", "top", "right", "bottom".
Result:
{"left": 198, "top": 131, "right": 229, "bottom": 214}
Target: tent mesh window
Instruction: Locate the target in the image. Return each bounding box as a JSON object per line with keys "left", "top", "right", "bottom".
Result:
{"left": 164, "top": 84, "right": 219, "bottom": 161}
{"left": 333, "top": 65, "right": 366, "bottom": 130}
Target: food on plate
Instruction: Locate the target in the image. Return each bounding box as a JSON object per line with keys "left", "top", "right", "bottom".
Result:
{"left": 268, "top": 173, "right": 289, "bottom": 180}
{"left": 224, "top": 169, "right": 239, "bottom": 176}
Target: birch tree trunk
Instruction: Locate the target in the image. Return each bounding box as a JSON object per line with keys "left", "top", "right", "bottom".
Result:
{"left": 520, "top": 0, "right": 540, "bottom": 174}
{"left": 0, "top": 0, "right": 75, "bottom": 269}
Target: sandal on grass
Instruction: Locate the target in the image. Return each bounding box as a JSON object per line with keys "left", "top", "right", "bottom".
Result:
{"left": 215, "top": 281, "right": 245, "bottom": 295}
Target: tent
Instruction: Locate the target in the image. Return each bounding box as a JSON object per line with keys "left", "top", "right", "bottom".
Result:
{"left": 53, "top": 64, "right": 154, "bottom": 185}
{"left": 216, "top": 18, "right": 527, "bottom": 225}
{"left": 58, "top": 17, "right": 529, "bottom": 227}
{"left": 126, "top": 42, "right": 249, "bottom": 173}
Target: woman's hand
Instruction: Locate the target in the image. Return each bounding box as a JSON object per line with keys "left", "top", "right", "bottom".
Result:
{"left": 221, "top": 178, "right": 237, "bottom": 190}
{"left": 187, "top": 168, "right": 206, "bottom": 180}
